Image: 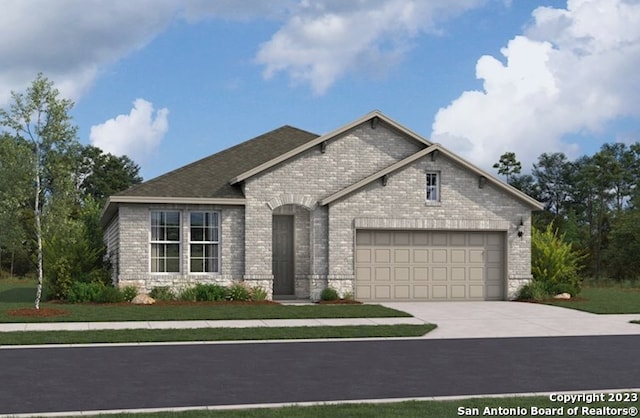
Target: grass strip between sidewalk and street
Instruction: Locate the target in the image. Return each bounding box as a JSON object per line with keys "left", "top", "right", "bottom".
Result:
{"left": 86, "top": 393, "right": 640, "bottom": 417}
{"left": 0, "top": 324, "right": 436, "bottom": 345}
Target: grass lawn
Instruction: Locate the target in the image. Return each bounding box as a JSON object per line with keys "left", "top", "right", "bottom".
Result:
{"left": 0, "top": 279, "right": 410, "bottom": 323}
{"left": 0, "top": 324, "right": 435, "bottom": 345}
{"left": 544, "top": 286, "right": 640, "bottom": 314}
{"left": 88, "top": 394, "right": 640, "bottom": 417}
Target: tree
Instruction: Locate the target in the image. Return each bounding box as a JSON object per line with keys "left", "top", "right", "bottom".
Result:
{"left": 532, "top": 152, "right": 572, "bottom": 219}
{"left": 493, "top": 152, "right": 522, "bottom": 185}
{"left": 0, "top": 74, "right": 78, "bottom": 309}
{"left": 78, "top": 145, "right": 142, "bottom": 203}
{"left": 0, "top": 135, "right": 32, "bottom": 276}
{"left": 606, "top": 210, "right": 640, "bottom": 280}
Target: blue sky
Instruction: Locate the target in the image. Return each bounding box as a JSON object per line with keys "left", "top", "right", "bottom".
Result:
{"left": 2, "top": 0, "right": 639, "bottom": 181}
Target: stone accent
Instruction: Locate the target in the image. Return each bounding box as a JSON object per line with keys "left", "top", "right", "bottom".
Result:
{"left": 131, "top": 294, "right": 156, "bottom": 305}
{"left": 308, "top": 275, "right": 328, "bottom": 301}
{"left": 267, "top": 194, "right": 317, "bottom": 210}
{"left": 327, "top": 274, "right": 355, "bottom": 299}
{"left": 243, "top": 274, "right": 273, "bottom": 300}
{"left": 507, "top": 277, "right": 532, "bottom": 300}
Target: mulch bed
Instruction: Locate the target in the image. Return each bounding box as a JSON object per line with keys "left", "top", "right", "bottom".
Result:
{"left": 317, "top": 299, "right": 362, "bottom": 304}
{"left": 7, "top": 308, "right": 71, "bottom": 318}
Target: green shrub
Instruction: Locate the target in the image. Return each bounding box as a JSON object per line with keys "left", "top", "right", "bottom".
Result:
{"left": 149, "top": 286, "right": 176, "bottom": 302}
{"left": 121, "top": 286, "right": 138, "bottom": 302}
{"left": 67, "top": 281, "right": 128, "bottom": 303}
{"left": 178, "top": 286, "right": 198, "bottom": 302}
{"left": 517, "top": 280, "right": 550, "bottom": 301}
{"left": 46, "top": 258, "right": 74, "bottom": 300}
{"left": 67, "top": 281, "right": 105, "bottom": 303}
{"left": 250, "top": 285, "right": 268, "bottom": 301}
{"left": 194, "top": 283, "right": 227, "bottom": 301}
{"left": 95, "top": 286, "right": 125, "bottom": 303}
{"left": 532, "top": 224, "right": 584, "bottom": 296}
{"left": 320, "top": 287, "right": 339, "bottom": 301}
{"left": 226, "top": 282, "right": 252, "bottom": 301}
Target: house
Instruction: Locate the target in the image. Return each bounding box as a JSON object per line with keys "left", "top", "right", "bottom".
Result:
{"left": 101, "top": 111, "right": 543, "bottom": 301}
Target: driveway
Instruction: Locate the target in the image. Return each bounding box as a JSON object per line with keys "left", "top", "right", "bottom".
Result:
{"left": 381, "top": 301, "right": 640, "bottom": 339}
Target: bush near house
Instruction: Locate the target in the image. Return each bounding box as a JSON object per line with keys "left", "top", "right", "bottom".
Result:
{"left": 519, "top": 224, "right": 584, "bottom": 301}
{"left": 66, "top": 282, "right": 138, "bottom": 304}
{"left": 320, "top": 287, "right": 339, "bottom": 301}
{"left": 149, "top": 282, "right": 269, "bottom": 303}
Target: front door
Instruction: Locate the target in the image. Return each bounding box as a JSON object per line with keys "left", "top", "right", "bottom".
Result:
{"left": 272, "top": 215, "right": 294, "bottom": 296}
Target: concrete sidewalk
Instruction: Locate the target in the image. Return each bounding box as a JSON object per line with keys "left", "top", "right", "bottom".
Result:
{"left": 0, "top": 301, "right": 638, "bottom": 339}
{"left": 0, "top": 316, "right": 424, "bottom": 333}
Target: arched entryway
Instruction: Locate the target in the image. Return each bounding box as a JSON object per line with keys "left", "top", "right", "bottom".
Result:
{"left": 271, "top": 204, "right": 312, "bottom": 298}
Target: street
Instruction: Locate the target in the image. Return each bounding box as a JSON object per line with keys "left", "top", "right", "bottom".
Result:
{"left": 1, "top": 335, "right": 639, "bottom": 415}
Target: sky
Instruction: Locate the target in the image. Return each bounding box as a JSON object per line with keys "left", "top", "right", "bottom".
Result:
{"left": 1, "top": 0, "right": 640, "bottom": 181}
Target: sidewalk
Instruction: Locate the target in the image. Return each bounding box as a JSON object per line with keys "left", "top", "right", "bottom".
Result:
{"left": 0, "top": 316, "right": 425, "bottom": 332}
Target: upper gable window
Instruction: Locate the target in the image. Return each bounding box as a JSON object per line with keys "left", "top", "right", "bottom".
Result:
{"left": 426, "top": 172, "right": 440, "bottom": 202}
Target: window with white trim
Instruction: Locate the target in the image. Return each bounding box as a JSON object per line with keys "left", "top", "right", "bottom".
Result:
{"left": 426, "top": 172, "right": 440, "bottom": 202}
{"left": 150, "top": 211, "right": 181, "bottom": 273}
{"left": 189, "top": 212, "right": 220, "bottom": 273}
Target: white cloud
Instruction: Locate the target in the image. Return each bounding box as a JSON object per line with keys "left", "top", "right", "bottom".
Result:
{"left": 0, "top": 0, "right": 183, "bottom": 106}
{"left": 431, "top": 0, "right": 640, "bottom": 172}
{"left": 90, "top": 99, "right": 169, "bottom": 162}
{"left": 0, "top": 0, "right": 494, "bottom": 103}
{"left": 256, "top": 0, "right": 488, "bottom": 95}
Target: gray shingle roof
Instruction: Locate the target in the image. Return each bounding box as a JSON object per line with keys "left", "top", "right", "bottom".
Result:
{"left": 116, "top": 125, "right": 319, "bottom": 199}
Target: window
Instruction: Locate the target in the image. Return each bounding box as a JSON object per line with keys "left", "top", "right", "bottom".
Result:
{"left": 426, "top": 172, "right": 440, "bottom": 202}
{"left": 151, "top": 211, "right": 181, "bottom": 273}
{"left": 189, "top": 212, "right": 220, "bottom": 273}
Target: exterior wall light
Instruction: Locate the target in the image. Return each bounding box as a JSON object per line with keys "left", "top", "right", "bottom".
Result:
{"left": 517, "top": 218, "right": 524, "bottom": 239}
{"left": 479, "top": 176, "right": 486, "bottom": 189}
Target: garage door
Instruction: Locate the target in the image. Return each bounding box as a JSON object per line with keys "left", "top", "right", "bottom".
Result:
{"left": 355, "top": 230, "right": 504, "bottom": 301}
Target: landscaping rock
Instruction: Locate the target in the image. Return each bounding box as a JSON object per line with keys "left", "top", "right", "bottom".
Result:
{"left": 131, "top": 294, "right": 156, "bottom": 305}
{"left": 553, "top": 293, "right": 571, "bottom": 300}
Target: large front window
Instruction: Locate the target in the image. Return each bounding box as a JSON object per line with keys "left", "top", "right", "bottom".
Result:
{"left": 190, "top": 212, "right": 220, "bottom": 273}
{"left": 151, "top": 211, "right": 181, "bottom": 273}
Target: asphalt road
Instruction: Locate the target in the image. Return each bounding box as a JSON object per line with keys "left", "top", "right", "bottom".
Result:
{"left": 1, "top": 335, "right": 639, "bottom": 415}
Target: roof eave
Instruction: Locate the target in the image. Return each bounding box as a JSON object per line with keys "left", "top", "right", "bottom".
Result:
{"left": 99, "top": 196, "right": 247, "bottom": 227}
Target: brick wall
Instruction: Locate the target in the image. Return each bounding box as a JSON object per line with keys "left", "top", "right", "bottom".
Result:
{"left": 243, "top": 122, "right": 421, "bottom": 296}
{"left": 329, "top": 155, "right": 533, "bottom": 298}
{"left": 114, "top": 203, "right": 245, "bottom": 293}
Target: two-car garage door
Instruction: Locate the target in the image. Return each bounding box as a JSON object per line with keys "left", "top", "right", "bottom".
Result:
{"left": 355, "top": 230, "right": 504, "bottom": 301}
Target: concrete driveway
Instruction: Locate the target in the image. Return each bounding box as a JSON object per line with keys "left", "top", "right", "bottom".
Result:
{"left": 381, "top": 301, "right": 640, "bottom": 339}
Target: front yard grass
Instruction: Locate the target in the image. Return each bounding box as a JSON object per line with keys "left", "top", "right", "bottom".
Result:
{"left": 544, "top": 286, "right": 640, "bottom": 314}
{"left": 0, "top": 279, "right": 410, "bottom": 323}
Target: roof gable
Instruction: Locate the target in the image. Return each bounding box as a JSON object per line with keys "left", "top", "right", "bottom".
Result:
{"left": 319, "top": 143, "right": 544, "bottom": 210}
{"left": 229, "top": 110, "right": 432, "bottom": 185}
